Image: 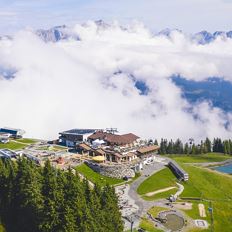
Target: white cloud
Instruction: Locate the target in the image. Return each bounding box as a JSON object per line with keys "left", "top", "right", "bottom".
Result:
{"left": 0, "top": 22, "right": 232, "bottom": 141}
{"left": 0, "top": 11, "right": 17, "bottom": 16}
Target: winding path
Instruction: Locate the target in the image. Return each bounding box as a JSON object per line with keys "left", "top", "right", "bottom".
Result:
{"left": 120, "top": 162, "right": 169, "bottom": 229}
{"left": 128, "top": 162, "right": 166, "bottom": 218}
{"left": 122, "top": 159, "right": 185, "bottom": 230}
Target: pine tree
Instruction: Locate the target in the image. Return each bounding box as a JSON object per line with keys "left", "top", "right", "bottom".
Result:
{"left": 0, "top": 159, "right": 124, "bottom": 232}
{"left": 191, "top": 144, "right": 197, "bottom": 155}
{"left": 167, "top": 140, "right": 174, "bottom": 154}
{"left": 14, "top": 159, "right": 43, "bottom": 232}
{"left": 40, "top": 160, "right": 60, "bottom": 232}
{"left": 205, "top": 138, "right": 212, "bottom": 153}
{"left": 101, "top": 185, "right": 123, "bottom": 232}
{"left": 184, "top": 143, "right": 189, "bottom": 155}
{"left": 154, "top": 139, "right": 158, "bottom": 146}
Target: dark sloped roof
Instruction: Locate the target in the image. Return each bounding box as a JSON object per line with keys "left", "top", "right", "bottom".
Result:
{"left": 88, "top": 132, "right": 139, "bottom": 145}
{"left": 60, "top": 129, "right": 99, "bottom": 135}
{"left": 95, "top": 149, "right": 106, "bottom": 156}
{"left": 88, "top": 131, "right": 106, "bottom": 140}
{"left": 78, "top": 143, "right": 92, "bottom": 151}
{"left": 137, "top": 145, "right": 159, "bottom": 154}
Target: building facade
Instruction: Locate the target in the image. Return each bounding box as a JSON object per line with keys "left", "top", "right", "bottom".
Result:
{"left": 59, "top": 129, "right": 100, "bottom": 147}
{"left": 0, "top": 127, "right": 25, "bottom": 138}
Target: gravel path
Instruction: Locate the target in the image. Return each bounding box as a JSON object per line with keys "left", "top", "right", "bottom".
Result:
{"left": 118, "top": 158, "right": 187, "bottom": 231}
{"left": 173, "top": 183, "right": 184, "bottom": 200}
{"left": 119, "top": 161, "right": 168, "bottom": 229}
{"left": 145, "top": 186, "right": 176, "bottom": 197}
{"left": 128, "top": 162, "right": 166, "bottom": 216}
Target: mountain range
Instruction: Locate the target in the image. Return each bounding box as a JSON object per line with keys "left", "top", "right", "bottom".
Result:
{"left": 34, "top": 21, "right": 232, "bottom": 44}
{"left": 1, "top": 21, "right": 232, "bottom": 114}
{"left": 0, "top": 20, "right": 231, "bottom": 44}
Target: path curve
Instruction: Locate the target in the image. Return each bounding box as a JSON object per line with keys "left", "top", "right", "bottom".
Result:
{"left": 126, "top": 162, "right": 167, "bottom": 228}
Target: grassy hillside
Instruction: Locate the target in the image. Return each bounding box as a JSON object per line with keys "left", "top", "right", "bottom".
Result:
{"left": 0, "top": 138, "right": 37, "bottom": 150}
{"left": 142, "top": 188, "right": 177, "bottom": 201}
{"left": 138, "top": 154, "right": 232, "bottom": 231}
{"left": 0, "top": 141, "right": 28, "bottom": 150}
{"left": 173, "top": 156, "right": 232, "bottom": 232}
{"left": 137, "top": 168, "right": 177, "bottom": 195}
{"left": 17, "top": 138, "right": 37, "bottom": 144}
{"left": 76, "top": 163, "right": 124, "bottom": 187}
{"left": 170, "top": 153, "right": 230, "bottom": 163}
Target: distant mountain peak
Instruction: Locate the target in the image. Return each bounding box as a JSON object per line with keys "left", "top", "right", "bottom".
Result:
{"left": 36, "top": 25, "right": 79, "bottom": 42}
{"left": 158, "top": 28, "right": 182, "bottom": 37}
{"left": 30, "top": 22, "right": 232, "bottom": 44}
{"left": 192, "top": 30, "right": 232, "bottom": 44}
{"left": 94, "top": 20, "right": 110, "bottom": 28}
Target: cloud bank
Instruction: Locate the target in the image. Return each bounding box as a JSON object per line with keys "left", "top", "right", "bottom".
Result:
{"left": 0, "top": 21, "right": 232, "bottom": 141}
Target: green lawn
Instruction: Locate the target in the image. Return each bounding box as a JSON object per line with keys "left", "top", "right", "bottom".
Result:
{"left": 137, "top": 168, "right": 177, "bottom": 195}
{"left": 142, "top": 188, "right": 177, "bottom": 201}
{"left": 148, "top": 206, "right": 169, "bottom": 218}
{"left": 16, "top": 138, "right": 37, "bottom": 144}
{"left": 180, "top": 164, "right": 232, "bottom": 200}
{"left": 0, "top": 138, "right": 38, "bottom": 150}
{"left": 138, "top": 153, "right": 232, "bottom": 231}
{"left": 170, "top": 153, "right": 230, "bottom": 163}
{"left": 0, "top": 141, "right": 28, "bottom": 150}
{"left": 139, "top": 218, "right": 163, "bottom": 232}
{"left": 175, "top": 161, "right": 232, "bottom": 231}
{"left": 36, "top": 145, "right": 67, "bottom": 151}
{"left": 52, "top": 145, "right": 67, "bottom": 151}
{"left": 180, "top": 201, "right": 209, "bottom": 221}
{"left": 187, "top": 229, "right": 210, "bottom": 232}
{"left": 76, "top": 164, "right": 125, "bottom": 187}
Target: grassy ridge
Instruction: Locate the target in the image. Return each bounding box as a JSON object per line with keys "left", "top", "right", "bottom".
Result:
{"left": 137, "top": 168, "right": 177, "bottom": 195}
{"left": 181, "top": 164, "right": 232, "bottom": 199}
{"left": 180, "top": 164, "right": 232, "bottom": 232}
{"left": 17, "top": 138, "right": 37, "bottom": 144}
{"left": 0, "top": 141, "right": 28, "bottom": 150}
{"left": 76, "top": 163, "right": 124, "bottom": 187}
{"left": 173, "top": 156, "right": 232, "bottom": 232}
{"left": 138, "top": 154, "right": 232, "bottom": 231}
{"left": 0, "top": 138, "right": 37, "bottom": 150}
{"left": 171, "top": 153, "right": 230, "bottom": 163}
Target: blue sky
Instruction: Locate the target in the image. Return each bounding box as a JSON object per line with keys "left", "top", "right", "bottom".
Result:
{"left": 0, "top": 0, "right": 232, "bottom": 34}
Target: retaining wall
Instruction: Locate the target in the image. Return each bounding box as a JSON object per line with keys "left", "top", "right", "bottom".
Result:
{"left": 86, "top": 161, "right": 135, "bottom": 179}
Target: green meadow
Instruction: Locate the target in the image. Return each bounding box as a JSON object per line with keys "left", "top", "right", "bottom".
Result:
{"left": 137, "top": 168, "right": 177, "bottom": 195}
{"left": 137, "top": 154, "right": 232, "bottom": 232}
{"left": 76, "top": 163, "right": 124, "bottom": 187}
{"left": 0, "top": 138, "right": 37, "bottom": 150}
{"left": 170, "top": 153, "right": 230, "bottom": 163}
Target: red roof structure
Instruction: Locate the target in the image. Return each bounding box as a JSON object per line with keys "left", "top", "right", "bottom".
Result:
{"left": 88, "top": 132, "right": 139, "bottom": 145}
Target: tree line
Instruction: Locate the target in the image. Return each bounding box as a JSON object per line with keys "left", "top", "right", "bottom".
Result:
{"left": 155, "top": 138, "right": 232, "bottom": 155}
{"left": 0, "top": 158, "right": 123, "bottom": 232}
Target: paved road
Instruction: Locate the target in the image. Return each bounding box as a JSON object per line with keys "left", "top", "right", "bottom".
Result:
{"left": 128, "top": 162, "right": 165, "bottom": 216}
{"left": 124, "top": 161, "right": 168, "bottom": 229}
